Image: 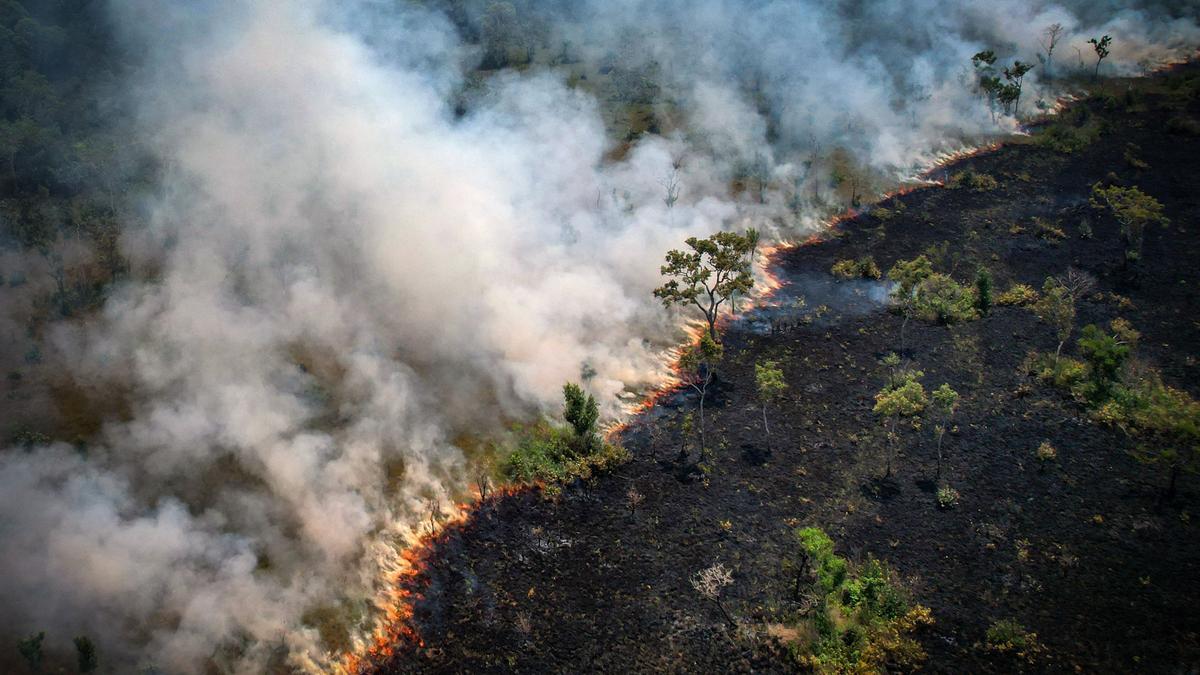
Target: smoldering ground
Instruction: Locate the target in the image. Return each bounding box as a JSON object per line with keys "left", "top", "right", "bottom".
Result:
{"left": 0, "top": 0, "right": 1194, "bottom": 672}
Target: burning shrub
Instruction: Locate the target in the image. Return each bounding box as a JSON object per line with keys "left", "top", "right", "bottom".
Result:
{"left": 784, "top": 527, "right": 933, "bottom": 673}
{"left": 947, "top": 168, "right": 998, "bottom": 192}
{"left": 831, "top": 256, "right": 882, "bottom": 280}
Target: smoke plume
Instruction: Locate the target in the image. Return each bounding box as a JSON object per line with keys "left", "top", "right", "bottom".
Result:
{"left": 0, "top": 0, "right": 1194, "bottom": 671}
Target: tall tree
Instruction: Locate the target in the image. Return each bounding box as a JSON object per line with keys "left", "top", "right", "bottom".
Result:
{"left": 873, "top": 370, "right": 928, "bottom": 478}
{"left": 755, "top": 359, "right": 787, "bottom": 451}
{"left": 678, "top": 333, "right": 723, "bottom": 460}
{"left": 562, "top": 382, "right": 599, "bottom": 453}
{"left": 887, "top": 255, "right": 933, "bottom": 352}
{"left": 1088, "top": 35, "right": 1112, "bottom": 80}
{"left": 930, "top": 384, "right": 959, "bottom": 480}
{"left": 1041, "top": 23, "right": 1065, "bottom": 79}
{"left": 655, "top": 229, "right": 759, "bottom": 340}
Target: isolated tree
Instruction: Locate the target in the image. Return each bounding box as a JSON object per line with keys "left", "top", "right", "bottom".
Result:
{"left": 1088, "top": 35, "right": 1112, "bottom": 80}
{"left": 691, "top": 562, "right": 735, "bottom": 626}
{"left": 18, "top": 632, "right": 44, "bottom": 672}
{"left": 887, "top": 255, "right": 933, "bottom": 352}
{"left": 1128, "top": 383, "right": 1200, "bottom": 505}
{"left": 562, "top": 382, "right": 599, "bottom": 453}
{"left": 660, "top": 167, "right": 681, "bottom": 209}
{"left": 1078, "top": 324, "right": 1131, "bottom": 398}
{"left": 1041, "top": 23, "right": 1065, "bottom": 79}
{"left": 930, "top": 384, "right": 960, "bottom": 480}
{"left": 655, "top": 229, "right": 759, "bottom": 340}
{"left": 755, "top": 359, "right": 787, "bottom": 450}
{"left": 1002, "top": 61, "right": 1034, "bottom": 115}
{"left": 972, "top": 51, "right": 1003, "bottom": 121}
{"left": 1090, "top": 184, "right": 1169, "bottom": 265}
{"left": 678, "top": 333, "right": 723, "bottom": 459}
{"left": 1034, "top": 278, "right": 1075, "bottom": 365}
{"left": 873, "top": 371, "right": 928, "bottom": 478}
{"left": 74, "top": 636, "right": 98, "bottom": 673}
{"left": 974, "top": 267, "right": 993, "bottom": 316}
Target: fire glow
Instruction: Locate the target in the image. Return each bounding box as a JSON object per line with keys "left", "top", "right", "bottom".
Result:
{"left": 337, "top": 135, "right": 1017, "bottom": 672}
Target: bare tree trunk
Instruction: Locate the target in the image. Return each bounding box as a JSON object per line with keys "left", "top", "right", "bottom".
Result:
{"left": 886, "top": 418, "right": 896, "bottom": 478}
{"left": 1055, "top": 339, "right": 1064, "bottom": 366}
{"left": 762, "top": 402, "right": 771, "bottom": 451}
{"left": 936, "top": 430, "right": 944, "bottom": 480}
{"left": 716, "top": 599, "right": 734, "bottom": 628}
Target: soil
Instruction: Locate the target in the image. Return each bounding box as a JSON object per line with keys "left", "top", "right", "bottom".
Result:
{"left": 374, "top": 64, "right": 1200, "bottom": 674}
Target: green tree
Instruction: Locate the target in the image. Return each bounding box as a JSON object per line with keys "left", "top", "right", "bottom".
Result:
{"left": 562, "top": 382, "right": 599, "bottom": 452}
{"left": 1002, "top": 61, "right": 1034, "bottom": 115}
{"left": 930, "top": 384, "right": 959, "bottom": 480}
{"left": 975, "top": 267, "right": 993, "bottom": 316}
{"left": 18, "top": 631, "right": 44, "bottom": 672}
{"left": 1078, "top": 324, "right": 1131, "bottom": 398}
{"left": 1127, "top": 382, "right": 1200, "bottom": 504}
{"left": 755, "top": 359, "right": 787, "bottom": 450}
{"left": 914, "top": 273, "right": 977, "bottom": 324}
{"left": 1090, "top": 184, "right": 1169, "bottom": 265}
{"left": 873, "top": 371, "right": 928, "bottom": 478}
{"left": 678, "top": 333, "right": 724, "bottom": 459}
{"left": 655, "top": 229, "right": 759, "bottom": 340}
{"left": 1088, "top": 35, "right": 1112, "bottom": 80}
{"left": 1033, "top": 278, "right": 1075, "bottom": 364}
{"left": 887, "top": 255, "right": 933, "bottom": 352}
{"left": 74, "top": 636, "right": 98, "bottom": 673}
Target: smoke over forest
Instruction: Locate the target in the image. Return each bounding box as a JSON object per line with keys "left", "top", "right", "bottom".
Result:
{"left": 0, "top": 0, "right": 1195, "bottom": 672}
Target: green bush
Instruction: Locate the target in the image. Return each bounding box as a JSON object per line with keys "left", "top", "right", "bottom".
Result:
{"left": 786, "top": 528, "right": 933, "bottom": 673}
{"left": 914, "top": 274, "right": 978, "bottom": 324}
{"left": 831, "top": 256, "right": 882, "bottom": 280}
{"left": 947, "top": 169, "right": 998, "bottom": 191}
{"left": 985, "top": 619, "right": 1041, "bottom": 659}
{"left": 996, "top": 283, "right": 1038, "bottom": 306}
{"left": 1037, "top": 122, "right": 1098, "bottom": 153}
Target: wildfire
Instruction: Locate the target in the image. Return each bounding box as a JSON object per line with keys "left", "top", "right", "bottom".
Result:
{"left": 339, "top": 132, "right": 1016, "bottom": 673}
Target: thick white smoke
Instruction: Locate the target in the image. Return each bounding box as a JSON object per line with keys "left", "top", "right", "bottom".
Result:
{"left": 0, "top": 0, "right": 1194, "bottom": 672}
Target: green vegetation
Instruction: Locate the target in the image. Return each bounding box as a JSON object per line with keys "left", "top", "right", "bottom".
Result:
{"left": 1036, "top": 441, "right": 1058, "bottom": 463}
{"left": 936, "top": 484, "right": 960, "bottom": 509}
{"left": 914, "top": 273, "right": 979, "bottom": 324}
{"left": 947, "top": 168, "right": 999, "bottom": 191}
{"left": 655, "top": 229, "right": 759, "bottom": 340}
{"left": 501, "top": 383, "right": 629, "bottom": 492}
{"left": 974, "top": 267, "right": 992, "bottom": 316}
{"left": 1089, "top": 183, "right": 1168, "bottom": 263}
{"left": 874, "top": 368, "right": 928, "bottom": 478}
{"left": 785, "top": 527, "right": 933, "bottom": 673}
{"left": 996, "top": 282, "right": 1038, "bottom": 306}
{"left": 1029, "top": 316, "right": 1199, "bottom": 503}
{"left": 17, "top": 631, "right": 43, "bottom": 672}
{"left": 985, "top": 618, "right": 1042, "bottom": 661}
{"left": 930, "top": 384, "right": 959, "bottom": 480}
{"left": 755, "top": 359, "right": 787, "bottom": 450}
{"left": 830, "top": 256, "right": 882, "bottom": 280}
{"left": 1033, "top": 277, "right": 1075, "bottom": 363}
{"left": 74, "top": 635, "right": 97, "bottom": 673}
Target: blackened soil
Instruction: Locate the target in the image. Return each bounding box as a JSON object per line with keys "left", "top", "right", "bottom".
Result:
{"left": 377, "top": 65, "right": 1200, "bottom": 674}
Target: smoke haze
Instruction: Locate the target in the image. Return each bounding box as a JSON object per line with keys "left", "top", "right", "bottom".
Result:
{"left": 0, "top": 0, "right": 1194, "bottom": 671}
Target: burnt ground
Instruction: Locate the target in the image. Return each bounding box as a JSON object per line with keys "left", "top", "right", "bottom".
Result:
{"left": 376, "top": 65, "right": 1200, "bottom": 673}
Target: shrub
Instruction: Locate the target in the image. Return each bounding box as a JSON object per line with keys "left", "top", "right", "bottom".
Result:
{"left": 985, "top": 619, "right": 1041, "bottom": 660}
{"left": 974, "top": 268, "right": 992, "bottom": 315}
{"left": 787, "top": 528, "right": 933, "bottom": 673}
{"left": 831, "top": 256, "right": 882, "bottom": 280}
{"left": 1037, "top": 122, "right": 1097, "bottom": 153}
{"left": 1036, "top": 441, "right": 1058, "bottom": 462}
{"left": 914, "top": 274, "right": 978, "bottom": 324}
{"left": 936, "top": 484, "right": 960, "bottom": 509}
{"left": 1032, "top": 217, "right": 1066, "bottom": 241}
{"left": 948, "top": 169, "right": 998, "bottom": 191}
{"left": 996, "top": 283, "right": 1038, "bottom": 306}
{"left": 501, "top": 420, "right": 629, "bottom": 487}
{"left": 1032, "top": 354, "right": 1088, "bottom": 391}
